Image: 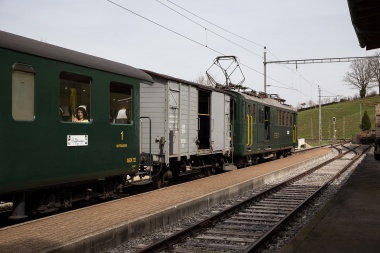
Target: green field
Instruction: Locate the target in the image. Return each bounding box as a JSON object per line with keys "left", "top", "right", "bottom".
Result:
{"left": 297, "top": 95, "right": 380, "bottom": 144}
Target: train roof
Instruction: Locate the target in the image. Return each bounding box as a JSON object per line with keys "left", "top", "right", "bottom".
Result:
{"left": 0, "top": 30, "right": 153, "bottom": 83}
{"left": 231, "top": 90, "right": 296, "bottom": 111}
{"left": 142, "top": 69, "right": 296, "bottom": 112}
{"left": 141, "top": 69, "right": 231, "bottom": 94}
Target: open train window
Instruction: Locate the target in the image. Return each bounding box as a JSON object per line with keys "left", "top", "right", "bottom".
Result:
{"left": 259, "top": 108, "right": 264, "bottom": 124}
{"left": 198, "top": 90, "right": 210, "bottom": 149}
{"left": 12, "top": 63, "right": 35, "bottom": 121}
{"left": 290, "top": 113, "right": 294, "bottom": 126}
{"left": 59, "top": 72, "right": 91, "bottom": 123}
{"left": 110, "top": 82, "right": 132, "bottom": 124}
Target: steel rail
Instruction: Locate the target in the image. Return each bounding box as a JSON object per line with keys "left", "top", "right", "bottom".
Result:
{"left": 243, "top": 144, "right": 370, "bottom": 252}
{"left": 136, "top": 144, "right": 365, "bottom": 253}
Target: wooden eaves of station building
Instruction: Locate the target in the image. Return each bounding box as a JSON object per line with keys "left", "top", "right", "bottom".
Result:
{"left": 347, "top": 0, "right": 380, "bottom": 50}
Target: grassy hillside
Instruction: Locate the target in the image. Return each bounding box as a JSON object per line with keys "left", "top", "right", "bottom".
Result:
{"left": 297, "top": 95, "right": 380, "bottom": 142}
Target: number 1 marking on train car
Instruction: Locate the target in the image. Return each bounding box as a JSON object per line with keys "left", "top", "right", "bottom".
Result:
{"left": 121, "top": 131, "right": 124, "bottom": 140}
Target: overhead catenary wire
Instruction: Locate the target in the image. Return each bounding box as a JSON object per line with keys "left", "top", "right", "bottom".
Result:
{"left": 164, "top": 0, "right": 266, "bottom": 48}
{"left": 106, "top": 0, "right": 224, "bottom": 55}
{"left": 156, "top": 0, "right": 262, "bottom": 58}
{"left": 107, "top": 1, "right": 264, "bottom": 81}
{"left": 161, "top": 0, "right": 340, "bottom": 100}
{"left": 107, "top": 0, "right": 322, "bottom": 104}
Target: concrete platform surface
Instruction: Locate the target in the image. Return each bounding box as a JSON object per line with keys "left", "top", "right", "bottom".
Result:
{"left": 281, "top": 148, "right": 380, "bottom": 253}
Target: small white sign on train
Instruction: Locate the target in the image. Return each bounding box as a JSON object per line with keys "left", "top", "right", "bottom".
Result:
{"left": 67, "top": 135, "right": 88, "bottom": 146}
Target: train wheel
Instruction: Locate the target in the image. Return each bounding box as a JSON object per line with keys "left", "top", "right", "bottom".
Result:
{"left": 162, "top": 170, "right": 171, "bottom": 187}
{"left": 202, "top": 167, "right": 215, "bottom": 177}
{"left": 236, "top": 158, "right": 245, "bottom": 168}
{"left": 171, "top": 160, "right": 186, "bottom": 178}
{"left": 171, "top": 165, "right": 181, "bottom": 178}
{"left": 152, "top": 175, "right": 163, "bottom": 189}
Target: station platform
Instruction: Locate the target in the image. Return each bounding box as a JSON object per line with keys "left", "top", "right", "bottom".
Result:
{"left": 281, "top": 147, "right": 380, "bottom": 253}
{"left": 0, "top": 148, "right": 332, "bottom": 253}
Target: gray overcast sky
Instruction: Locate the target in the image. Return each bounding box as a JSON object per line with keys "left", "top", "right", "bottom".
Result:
{"left": 1, "top": 0, "right": 378, "bottom": 107}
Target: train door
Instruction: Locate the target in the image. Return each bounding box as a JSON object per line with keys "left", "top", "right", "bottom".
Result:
{"left": 265, "top": 106, "right": 270, "bottom": 141}
{"left": 292, "top": 112, "right": 297, "bottom": 143}
{"left": 198, "top": 90, "right": 210, "bottom": 149}
{"left": 246, "top": 103, "right": 254, "bottom": 148}
{"left": 210, "top": 92, "right": 230, "bottom": 152}
{"left": 224, "top": 96, "right": 231, "bottom": 152}
{"left": 230, "top": 98, "right": 236, "bottom": 151}
{"left": 257, "top": 106, "right": 266, "bottom": 143}
{"left": 109, "top": 82, "right": 133, "bottom": 169}
{"left": 168, "top": 86, "right": 180, "bottom": 155}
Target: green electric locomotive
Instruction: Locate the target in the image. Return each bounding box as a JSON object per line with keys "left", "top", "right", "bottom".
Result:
{"left": 229, "top": 89, "right": 297, "bottom": 167}
{"left": 0, "top": 31, "right": 152, "bottom": 218}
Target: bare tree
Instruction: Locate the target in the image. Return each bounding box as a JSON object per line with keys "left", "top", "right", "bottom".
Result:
{"left": 323, "top": 97, "right": 331, "bottom": 104}
{"left": 296, "top": 102, "right": 306, "bottom": 110}
{"left": 307, "top": 100, "right": 315, "bottom": 107}
{"left": 343, "top": 59, "right": 376, "bottom": 98}
{"left": 194, "top": 73, "right": 212, "bottom": 86}
{"left": 368, "top": 53, "right": 380, "bottom": 94}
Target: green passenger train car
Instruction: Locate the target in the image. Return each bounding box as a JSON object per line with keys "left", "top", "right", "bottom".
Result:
{"left": 0, "top": 31, "right": 152, "bottom": 218}
{"left": 229, "top": 90, "right": 297, "bottom": 167}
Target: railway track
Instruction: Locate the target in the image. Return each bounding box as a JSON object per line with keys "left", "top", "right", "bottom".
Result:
{"left": 135, "top": 144, "right": 369, "bottom": 253}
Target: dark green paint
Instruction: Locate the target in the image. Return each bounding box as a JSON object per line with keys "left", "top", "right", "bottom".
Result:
{"left": 0, "top": 48, "right": 141, "bottom": 193}
{"left": 231, "top": 92, "right": 296, "bottom": 157}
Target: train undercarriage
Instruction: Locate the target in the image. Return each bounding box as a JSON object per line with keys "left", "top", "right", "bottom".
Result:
{"left": 1, "top": 147, "right": 293, "bottom": 220}
{"left": 1, "top": 177, "right": 125, "bottom": 220}
{"left": 135, "top": 147, "right": 293, "bottom": 188}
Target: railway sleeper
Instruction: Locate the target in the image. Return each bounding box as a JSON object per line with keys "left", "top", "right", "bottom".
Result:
{"left": 195, "top": 235, "right": 257, "bottom": 243}
{"left": 182, "top": 242, "right": 247, "bottom": 251}
{"left": 238, "top": 211, "right": 286, "bottom": 218}
{"left": 232, "top": 216, "right": 281, "bottom": 222}
{"left": 205, "top": 229, "right": 263, "bottom": 238}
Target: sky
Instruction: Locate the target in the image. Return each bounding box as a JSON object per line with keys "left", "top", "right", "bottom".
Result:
{"left": 1, "top": 0, "right": 379, "bottom": 107}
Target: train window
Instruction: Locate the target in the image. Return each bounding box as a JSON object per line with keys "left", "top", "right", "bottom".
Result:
{"left": 252, "top": 104, "right": 256, "bottom": 123}
{"left": 281, "top": 111, "right": 286, "bottom": 126}
{"left": 291, "top": 113, "right": 294, "bottom": 126}
{"left": 12, "top": 64, "right": 35, "bottom": 121}
{"left": 59, "top": 72, "right": 91, "bottom": 123}
{"left": 242, "top": 101, "right": 245, "bottom": 119}
{"left": 259, "top": 108, "right": 264, "bottom": 124}
{"left": 284, "top": 112, "right": 287, "bottom": 126}
{"left": 199, "top": 90, "right": 210, "bottom": 115}
{"left": 110, "top": 82, "right": 132, "bottom": 124}
{"left": 231, "top": 99, "right": 236, "bottom": 120}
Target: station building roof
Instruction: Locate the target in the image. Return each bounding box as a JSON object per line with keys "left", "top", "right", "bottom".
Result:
{"left": 347, "top": 0, "right": 380, "bottom": 50}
